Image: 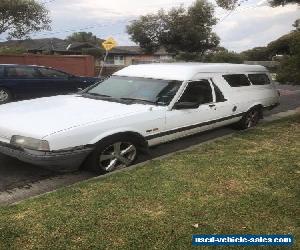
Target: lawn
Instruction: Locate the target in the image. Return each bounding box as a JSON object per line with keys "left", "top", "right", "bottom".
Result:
{"left": 0, "top": 116, "right": 299, "bottom": 249}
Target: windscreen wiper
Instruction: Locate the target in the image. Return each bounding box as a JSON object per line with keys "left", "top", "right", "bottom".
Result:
{"left": 119, "top": 97, "right": 157, "bottom": 105}
{"left": 83, "top": 93, "right": 112, "bottom": 98}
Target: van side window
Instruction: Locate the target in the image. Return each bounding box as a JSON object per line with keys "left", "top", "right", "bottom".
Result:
{"left": 248, "top": 74, "right": 270, "bottom": 85}
{"left": 179, "top": 80, "right": 213, "bottom": 104}
{"left": 223, "top": 74, "right": 251, "bottom": 87}
{"left": 212, "top": 83, "right": 226, "bottom": 102}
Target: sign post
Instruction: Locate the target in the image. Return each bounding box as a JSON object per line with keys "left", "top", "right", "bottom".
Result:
{"left": 99, "top": 37, "right": 117, "bottom": 77}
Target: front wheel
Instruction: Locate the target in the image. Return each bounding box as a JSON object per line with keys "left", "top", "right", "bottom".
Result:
{"left": 236, "top": 108, "right": 261, "bottom": 130}
{"left": 0, "top": 88, "right": 12, "bottom": 104}
{"left": 84, "top": 136, "right": 138, "bottom": 174}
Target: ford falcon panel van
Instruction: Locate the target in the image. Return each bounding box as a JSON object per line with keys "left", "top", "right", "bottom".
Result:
{"left": 0, "top": 63, "right": 280, "bottom": 173}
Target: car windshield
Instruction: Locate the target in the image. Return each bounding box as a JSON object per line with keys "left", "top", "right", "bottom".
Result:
{"left": 84, "top": 76, "right": 182, "bottom": 105}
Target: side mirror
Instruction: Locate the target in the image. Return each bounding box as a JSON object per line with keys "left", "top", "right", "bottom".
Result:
{"left": 173, "top": 102, "right": 199, "bottom": 110}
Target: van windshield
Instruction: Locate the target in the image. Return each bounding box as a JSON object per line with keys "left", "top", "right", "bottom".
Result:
{"left": 84, "top": 76, "right": 182, "bottom": 105}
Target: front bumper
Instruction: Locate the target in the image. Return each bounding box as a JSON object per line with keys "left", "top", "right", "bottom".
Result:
{"left": 0, "top": 141, "right": 94, "bottom": 172}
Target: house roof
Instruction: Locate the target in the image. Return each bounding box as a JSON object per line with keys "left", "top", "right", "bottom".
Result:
{"left": 0, "top": 38, "right": 99, "bottom": 52}
{"left": 114, "top": 63, "right": 267, "bottom": 81}
{"left": 0, "top": 38, "right": 67, "bottom": 51}
{"left": 66, "top": 42, "right": 95, "bottom": 51}
{"left": 109, "top": 46, "right": 142, "bottom": 55}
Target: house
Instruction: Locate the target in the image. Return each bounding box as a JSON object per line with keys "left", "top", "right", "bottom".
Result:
{"left": 97, "top": 46, "right": 175, "bottom": 76}
{"left": 105, "top": 46, "right": 175, "bottom": 66}
{"left": 1, "top": 38, "right": 175, "bottom": 65}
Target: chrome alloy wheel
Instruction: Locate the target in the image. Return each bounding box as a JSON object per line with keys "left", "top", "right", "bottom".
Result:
{"left": 99, "top": 142, "right": 137, "bottom": 172}
{"left": 245, "top": 109, "right": 259, "bottom": 128}
{"left": 0, "top": 89, "right": 9, "bottom": 103}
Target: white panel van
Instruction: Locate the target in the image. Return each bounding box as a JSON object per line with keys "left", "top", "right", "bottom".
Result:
{"left": 0, "top": 63, "right": 280, "bottom": 173}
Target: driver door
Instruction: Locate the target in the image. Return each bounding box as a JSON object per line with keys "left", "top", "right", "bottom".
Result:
{"left": 163, "top": 79, "right": 216, "bottom": 142}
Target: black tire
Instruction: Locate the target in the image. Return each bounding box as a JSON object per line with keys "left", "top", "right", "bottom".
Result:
{"left": 83, "top": 134, "right": 139, "bottom": 174}
{"left": 0, "top": 88, "right": 12, "bottom": 104}
{"left": 236, "top": 107, "right": 261, "bottom": 130}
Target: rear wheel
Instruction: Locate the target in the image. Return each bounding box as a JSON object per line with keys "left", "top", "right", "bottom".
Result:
{"left": 84, "top": 135, "right": 138, "bottom": 174}
{"left": 236, "top": 107, "right": 261, "bottom": 130}
{"left": 0, "top": 88, "right": 12, "bottom": 104}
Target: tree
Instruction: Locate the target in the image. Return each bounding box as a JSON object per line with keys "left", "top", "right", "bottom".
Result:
{"left": 275, "top": 31, "right": 300, "bottom": 85}
{"left": 176, "top": 48, "right": 244, "bottom": 63}
{"left": 269, "top": 0, "right": 300, "bottom": 7}
{"left": 0, "top": 0, "right": 51, "bottom": 39}
{"left": 267, "top": 31, "right": 299, "bottom": 56}
{"left": 204, "top": 50, "right": 244, "bottom": 63}
{"left": 127, "top": 10, "right": 165, "bottom": 53}
{"left": 127, "top": 0, "right": 220, "bottom": 57}
{"left": 216, "top": 0, "right": 239, "bottom": 10}
{"left": 66, "top": 32, "right": 101, "bottom": 45}
{"left": 241, "top": 47, "right": 270, "bottom": 61}
{"left": 240, "top": 25, "right": 300, "bottom": 60}
{"left": 216, "top": 0, "right": 299, "bottom": 10}
{"left": 293, "top": 19, "right": 300, "bottom": 31}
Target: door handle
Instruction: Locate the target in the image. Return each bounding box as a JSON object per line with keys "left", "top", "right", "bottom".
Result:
{"left": 209, "top": 104, "right": 216, "bottom": 108}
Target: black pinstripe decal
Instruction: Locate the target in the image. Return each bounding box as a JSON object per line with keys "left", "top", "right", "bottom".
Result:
{"left": 145, "top": 112, "right": 245, "bottom": 140}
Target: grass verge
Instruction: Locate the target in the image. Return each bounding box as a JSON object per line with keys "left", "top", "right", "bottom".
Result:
{"left": 0, "top": 116, "right": 299, "bottom": 249}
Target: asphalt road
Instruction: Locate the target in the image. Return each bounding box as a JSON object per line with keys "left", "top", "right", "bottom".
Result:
{"left": 0, "top": 84, "right": 299, "bottom": 194}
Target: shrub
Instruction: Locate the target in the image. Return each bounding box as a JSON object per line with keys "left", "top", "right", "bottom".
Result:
{"left": 276, "top": 35, "right": 300, "bottom": 85}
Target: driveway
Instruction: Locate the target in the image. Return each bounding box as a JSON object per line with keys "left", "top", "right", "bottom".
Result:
{"left": 0, "top": 84, "right": 299, "bottom": 200}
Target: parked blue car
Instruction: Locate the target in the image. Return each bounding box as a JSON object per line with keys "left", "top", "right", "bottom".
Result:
{"left": 0, "top": 64, "right": 100, "bottom": 104}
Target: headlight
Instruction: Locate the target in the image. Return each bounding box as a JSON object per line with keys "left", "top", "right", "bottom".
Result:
{"left": 10, "top": 136, "right": 50, "bottom": 151}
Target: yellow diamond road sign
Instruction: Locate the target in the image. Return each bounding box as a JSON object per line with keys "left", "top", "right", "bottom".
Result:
{"left": 102, "top": 37, "right": 117, "bottom": 51}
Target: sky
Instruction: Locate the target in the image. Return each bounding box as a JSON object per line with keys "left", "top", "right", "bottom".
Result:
{"left": 1, "top": 0, "right": 299, "bottom": 52}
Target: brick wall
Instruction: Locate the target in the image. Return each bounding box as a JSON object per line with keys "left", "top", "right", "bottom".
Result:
{"left": 0, "top": 54, "right": 95, "bottom": 76}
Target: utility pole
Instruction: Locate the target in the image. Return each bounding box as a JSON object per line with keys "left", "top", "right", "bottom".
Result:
{"left": 99, "top": 50, "right": 108, "bottom": 77}
{"left": 98, "top": 37, "right": 117, "bottom": 78}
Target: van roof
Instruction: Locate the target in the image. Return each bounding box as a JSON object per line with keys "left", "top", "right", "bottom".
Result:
{"left": 113, "top": 63, "right": 268, "bottom": 81}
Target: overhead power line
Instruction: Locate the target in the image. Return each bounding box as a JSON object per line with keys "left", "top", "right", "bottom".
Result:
{"left": 0, "top": 20, "right": 131, "bottom": 42}
{"left": 34, "top": 19, "right": 132, "bottom": 37}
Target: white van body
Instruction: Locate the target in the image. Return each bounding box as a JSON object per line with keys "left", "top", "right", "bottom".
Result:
{"left": 0, "top": 63, "right": 280, "bottom": 171}
{"left": 114, "top": 63, "right": 279, "bottom": 145}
